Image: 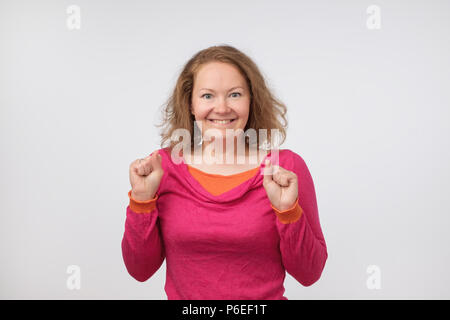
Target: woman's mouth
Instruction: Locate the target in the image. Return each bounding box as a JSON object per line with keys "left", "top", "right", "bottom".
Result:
{"left": 207, "top": 119, "right": 236, "bottom": 125}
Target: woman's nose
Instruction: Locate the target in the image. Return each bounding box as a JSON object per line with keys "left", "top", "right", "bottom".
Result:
{"left": 214, "top": 97, "right": 231, "bottom": 112}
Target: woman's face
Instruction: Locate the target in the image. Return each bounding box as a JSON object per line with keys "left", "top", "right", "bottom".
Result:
{"left": 191, "top": 61, "right": 251, "bottom": 142}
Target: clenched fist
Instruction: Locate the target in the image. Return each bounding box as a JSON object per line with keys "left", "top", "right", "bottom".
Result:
{"left": 129, "top": 150, "right": 164, "bottom": 201}
{"left": 262, "top": 159, "right": 298, "bottom": 211}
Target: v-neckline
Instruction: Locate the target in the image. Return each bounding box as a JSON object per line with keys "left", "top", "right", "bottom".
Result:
{"left": 163, "top": 148, "right": 273, "bottom": 204}
{"left": 186, "top": 163, "right": 260, "bottom": 178}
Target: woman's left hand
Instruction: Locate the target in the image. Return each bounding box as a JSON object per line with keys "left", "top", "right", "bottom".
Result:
{"left": 262, "top": 159, "right": 298, "bottom": 211}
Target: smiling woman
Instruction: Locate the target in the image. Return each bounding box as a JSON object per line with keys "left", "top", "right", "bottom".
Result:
{"left": 157, "top": 45, "right": 288, "bottom": 155}
{"left": 121, "top": 44, "right": 328, "bottom": 300}
{"left": 188, "top": 61, "right": 252, "bottom": 159}
{"left": 191, "top": 62, "right": 250, "bottom": 141}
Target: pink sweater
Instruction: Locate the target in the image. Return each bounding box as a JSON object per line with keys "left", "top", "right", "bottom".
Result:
{"left": 121, "top": 148, "right": 328, "bottom": 300}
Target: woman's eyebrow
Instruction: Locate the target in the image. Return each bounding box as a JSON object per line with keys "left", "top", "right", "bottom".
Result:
{"left": 199, "top": 86, "right": 244, "bottom": 92}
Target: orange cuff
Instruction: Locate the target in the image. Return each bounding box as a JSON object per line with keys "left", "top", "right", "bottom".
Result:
{"left": 128, "top": 190, "right": 158, "bottom": 213}
{"left": 271, "top": 198, "right": 303, "bottom": 224}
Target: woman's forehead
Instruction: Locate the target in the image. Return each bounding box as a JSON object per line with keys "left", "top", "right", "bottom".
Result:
{"left": 194, "top": 62, "right": 248, "bottom": 90}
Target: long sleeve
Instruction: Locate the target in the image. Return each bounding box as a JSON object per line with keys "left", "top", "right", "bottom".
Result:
{"left": 121, "top": 190, "right": 165, "bottom": 282}
{"left": 275, "top": 152, "right": 328, "bottom": 286}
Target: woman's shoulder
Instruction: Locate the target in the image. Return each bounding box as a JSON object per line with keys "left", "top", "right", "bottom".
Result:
{"left": 268, "top": 148, "right": 306, "bottom": 168}
{"left": 156, "top": 147, "right": 178, "bottom": 170}
{"left": 146, "top": 147, "right": 183, "bottom": 194}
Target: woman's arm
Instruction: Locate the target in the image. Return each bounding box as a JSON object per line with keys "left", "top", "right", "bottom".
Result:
{"left": 275, "top": 151, "right": 328, "bottom": 286}
{"left": 121, "top": 191, "right": 165, "bottom": 282}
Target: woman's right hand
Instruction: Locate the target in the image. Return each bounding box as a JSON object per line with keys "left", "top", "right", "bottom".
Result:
{"left": 129, "top": 150, "right": 164, "bottom": 201}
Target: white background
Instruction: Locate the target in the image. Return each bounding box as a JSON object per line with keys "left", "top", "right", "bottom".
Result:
{"left": 1, "top": 0, "right": 449, "bottom": 299}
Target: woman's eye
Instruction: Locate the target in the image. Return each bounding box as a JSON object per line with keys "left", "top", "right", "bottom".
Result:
{"left": 201, "top": 93, "right": 241, "bottom": 99}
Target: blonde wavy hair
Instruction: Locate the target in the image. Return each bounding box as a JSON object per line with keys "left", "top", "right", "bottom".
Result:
{"left": 157, "top": 44, "right": 288, "bottom": 152}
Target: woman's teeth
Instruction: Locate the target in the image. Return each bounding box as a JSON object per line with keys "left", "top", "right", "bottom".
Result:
{"left": 209, "top": 119, "right": 235, "bottom": 124}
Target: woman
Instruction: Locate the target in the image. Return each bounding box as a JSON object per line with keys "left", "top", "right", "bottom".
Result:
{"left": 121, "top": 45, "right": 328, "bottom": 300}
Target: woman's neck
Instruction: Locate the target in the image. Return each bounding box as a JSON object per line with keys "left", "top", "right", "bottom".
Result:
{"left": 184, "top": 142, "right": 268, "bottom": 168}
